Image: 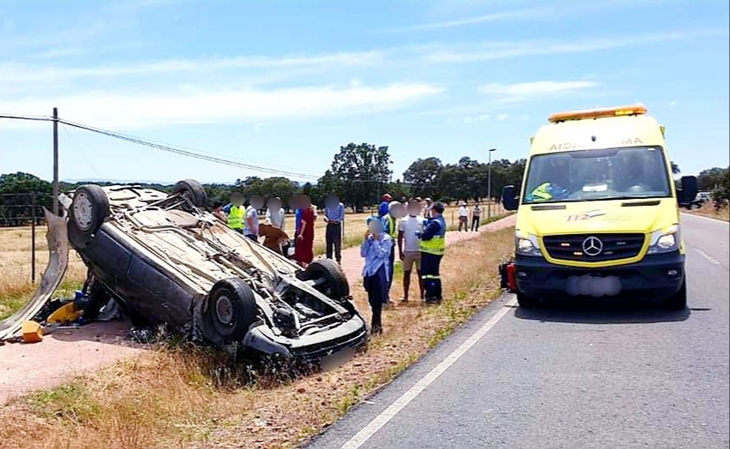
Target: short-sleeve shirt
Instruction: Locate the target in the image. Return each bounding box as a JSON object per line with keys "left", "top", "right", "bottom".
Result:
{"left": 398, "top": 215, "right": 425, "bottom": 253}
{"left": 244, "top": 206, "right": 259, "bottom": 236}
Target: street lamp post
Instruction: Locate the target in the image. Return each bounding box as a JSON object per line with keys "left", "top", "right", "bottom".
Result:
{"left": 487, "top": 148, "right": 496, "bottom": 219}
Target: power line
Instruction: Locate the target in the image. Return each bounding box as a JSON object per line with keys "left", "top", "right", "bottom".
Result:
{"left": 0, "top": 113, "right": 53, "bottom": 122}
{"left": 58, "top": 118, "right": 321, "bottom": 180}
{"left": 0, "top": 112, "right": 321, "bottom": 180}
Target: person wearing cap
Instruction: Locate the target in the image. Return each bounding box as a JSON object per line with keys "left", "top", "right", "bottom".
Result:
{"left": 223, "top": 192, "right": 245, "bottom": 234}
{"left": 458, "top": 201, "right": 469, "bottom": 232}
{"left": 361, "top": 216, "right": 393, "bottom": 334}
{"left": 381, "top": 200, "right": 402, "bottom": 305}
{"left": 324, "top": 194, "right": 345, "bottom": 264}
{"left": 419, "top": 202, "right": 446, "bottom": 304}
{"left": 378, "top": 193, "right": 392, "bottom": 218}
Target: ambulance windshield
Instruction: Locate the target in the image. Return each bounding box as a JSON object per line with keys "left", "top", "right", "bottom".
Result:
{"left": 522, "top": 146, "right": 672, "bottom": 204}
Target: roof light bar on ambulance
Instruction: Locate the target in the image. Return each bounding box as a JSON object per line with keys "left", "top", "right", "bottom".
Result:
{"left": 548, "top": 105, "right": 648, "bottom": 123}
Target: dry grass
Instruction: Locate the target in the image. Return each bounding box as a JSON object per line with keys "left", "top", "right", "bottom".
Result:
{"left": 0, "top": 226, "right": 515, "bottom": 449}
{"left": 0, "top": 227, "right": 87, "bottom": 320}
{"left": 687, "top": 202, "right": 730, "bottom": 222}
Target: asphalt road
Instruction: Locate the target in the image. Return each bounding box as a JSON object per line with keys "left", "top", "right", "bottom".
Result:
{"left": 306, "top": 213, "right": 729, "bottom": 449}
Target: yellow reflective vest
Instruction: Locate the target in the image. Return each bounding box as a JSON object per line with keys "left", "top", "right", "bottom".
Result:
{"left": 228, "top": 205, "right": 244, "bottom": 230}
{"left": 420, "top": 215, "right": 446, "bottom": 255}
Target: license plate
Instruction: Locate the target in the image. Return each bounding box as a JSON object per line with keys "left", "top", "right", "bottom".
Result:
{"left": 320, "top": 347, "right": 355, "bottom": 371}
{"left": 566, "top": 275, "right": 622, "bottom": 297}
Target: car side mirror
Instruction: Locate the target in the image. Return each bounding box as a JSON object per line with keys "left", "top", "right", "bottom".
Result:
{"left": 678, "top": 176, "right": 698, "bottom": 209}
{"left": 502, "top": 185, "right": 518, "bottom": 211}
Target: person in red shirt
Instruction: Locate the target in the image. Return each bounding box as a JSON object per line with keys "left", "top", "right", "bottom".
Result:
{"left": 293, "top": 195, "right": 316, "bottom": 267}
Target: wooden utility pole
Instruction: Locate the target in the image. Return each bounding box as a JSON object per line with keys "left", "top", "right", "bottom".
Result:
{"left": 52, "top": 107, "right": 59, "bottom": 215}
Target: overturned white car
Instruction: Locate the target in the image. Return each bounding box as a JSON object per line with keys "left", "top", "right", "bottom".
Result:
{"left": 54, "top": 180, "right": 367, "bottom": 362}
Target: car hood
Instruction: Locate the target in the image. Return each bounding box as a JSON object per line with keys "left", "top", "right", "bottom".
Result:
{"left": 516, "top": 198, "right": 679, "bottom": 236}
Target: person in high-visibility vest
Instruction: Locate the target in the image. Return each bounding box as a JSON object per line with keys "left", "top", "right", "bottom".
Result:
{"left": 526, "top": 182, "right": 569, "bottom": 203}
{"left": 381, "top": 201, "right": 404, "bottom": 305}
{"left": 419, "top": 202, "right": 446, "bottom": 304}
{"left": 222, "top": 192, "right": 245, "bottom": 234}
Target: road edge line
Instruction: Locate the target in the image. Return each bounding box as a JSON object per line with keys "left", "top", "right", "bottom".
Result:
{"left": 340, "top": 296, "right": 517, "bottom": 449}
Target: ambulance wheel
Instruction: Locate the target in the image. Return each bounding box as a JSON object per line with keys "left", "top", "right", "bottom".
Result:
{"left": 516, "top": 291, "right": 540, "bottom": 308}
{"left": 663, "top": 279, "right": 687, "bottom": 311}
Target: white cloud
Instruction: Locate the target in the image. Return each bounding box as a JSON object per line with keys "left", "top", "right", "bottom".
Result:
{"left": 0, "top": 51, "right": 385, "bottom": 85}
{"left": 496, "top": 113, "right": 509, "bottom": 122}
{"left": 669, "top": 100, "right": 678, "bottom": 107}
{"left": 462, "top": 113, "right": 490, "bottom": 124}
{"left": 423, "top": 30, "right": 729, "bottom": 63}
{"left": 378, "top": 7, "right": 550, "bottom": 33}
{"left": 1, "top": 83, "right": 444, "bottom": 130}
{"left": 480, "top": 81, "right": 598, "bottom": 96}
{"left": 377, "top": 0, "right": 678, "bottom": 34}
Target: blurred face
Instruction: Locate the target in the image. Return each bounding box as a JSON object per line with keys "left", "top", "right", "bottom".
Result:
{"left": 368, "top": 219, "right": 384, "bottom": 235}
{"left": 231, "top": 194, "right": 244, "bottom": 206}
{"left": 407, "top": 202, "right": 420, "bottom": 216}
{"left": 250, "top": 195, "right": 264, "bottom": 209}
{"left": 325, "top": 195, "right": 339, "bottom": 209}
{"left": 267, "top": 198, "right": 281, "bottom": 210}
{"left": 390, "top": 203, "right": 405, "bottom": 219}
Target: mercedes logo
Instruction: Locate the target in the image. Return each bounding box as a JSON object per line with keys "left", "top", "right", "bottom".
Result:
{"left": 582, "top": 236, "right": 604, "bottom": 256}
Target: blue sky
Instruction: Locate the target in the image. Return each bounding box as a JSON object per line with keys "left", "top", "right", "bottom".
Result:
{"left": 0, "top": 0, "right": 728, "bottom": 184}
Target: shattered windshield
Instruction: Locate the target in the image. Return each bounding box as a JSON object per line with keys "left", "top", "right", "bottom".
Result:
{"left": 522, "top": 146, "right": 672, "bottom": 204}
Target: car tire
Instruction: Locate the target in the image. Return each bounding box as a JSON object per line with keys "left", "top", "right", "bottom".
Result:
{"left": 205, "top": 278, "right": 257, "bottom": 343}
{"left": 297, "top": 259, "right": 350, "bottom": 300}
{"left": 172, "top": 179, "right": 208, "bottom": 208}
{"left": 516, "top": 291, "right": 540, "bottom": 308}
{"left": 663, "top": 279, "right": 687, "bottom": 310}
{"left": 68, "top": 185, "right": 110, "bottom": 248}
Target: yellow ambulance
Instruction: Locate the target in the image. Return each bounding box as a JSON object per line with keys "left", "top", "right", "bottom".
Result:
{"left": 502, "top": 105, "right": 698, "bottom": 309}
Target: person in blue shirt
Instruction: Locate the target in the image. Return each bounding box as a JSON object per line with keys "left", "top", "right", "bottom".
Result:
{"left": 381, "top": 200, "right": 404, "bottom": 305}
{"left": 324, "top": 194, "right": 345, "bottom": 264}
{"left": 361, "top": 216, "right": 393, "bottom": 335}
{"left": 378, "top": 193, "right": 392, "bottom": 218}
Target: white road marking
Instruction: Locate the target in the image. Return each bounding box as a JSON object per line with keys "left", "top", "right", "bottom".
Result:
{"left": 340, "top": 297, "right": 517, "bottom": 449}
{"left": 695, "top": 248, "right": 721, "bottom": 266}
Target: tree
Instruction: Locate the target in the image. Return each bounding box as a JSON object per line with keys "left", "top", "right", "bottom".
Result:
{"left": 698, "top": 167, "right": 729, "bottom": 191}
{"left": 403, "top": 157, "right": 443, "bottom": 199}
{"left": 0, "top": 172, "right": 53, "bottom": 226}
{"left": 326, "top": 143, "right": 392, "bottom": 212}
{"left": 711, "top": 168, "right": 730, "bottom": 204}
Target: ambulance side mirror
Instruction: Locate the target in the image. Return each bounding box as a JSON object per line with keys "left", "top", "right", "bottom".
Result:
{"left": 678, "top": 176, "right": 698, "bottom": 209}
{"left": 502, "top": 185, "right": 518, "bottom": 211}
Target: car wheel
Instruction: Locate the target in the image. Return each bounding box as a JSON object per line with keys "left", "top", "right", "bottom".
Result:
{"left": 297, "top": 259, "right": 350, "bottom": 300}
{"left": 68, "top": 185, "right": 110, "bottom": 248}
{"left": 205, "top": 278, "right": 257, "bottom": 343}
{"left": 172, "top": 179, "right": 208, "bottom": 208}
{"left": 516, "top": 291, "right": 540, "bottom": 308}
{"left": 663, "top": 279, "right": 687, "bottom": 310}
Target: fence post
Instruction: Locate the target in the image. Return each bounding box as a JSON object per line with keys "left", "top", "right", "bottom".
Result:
{"left": 31, "top": 193, "right": 36, "bottom": 283}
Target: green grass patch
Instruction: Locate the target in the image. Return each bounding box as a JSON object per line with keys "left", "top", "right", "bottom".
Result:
{"left": 0, "top": 278, "right": 84, "bottom": 321}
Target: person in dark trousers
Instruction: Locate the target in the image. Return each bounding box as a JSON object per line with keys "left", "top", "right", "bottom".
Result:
{"left": 419, "top": 202, "right": 446, "bottom": 304}
{"left": 324, "top": 194, "right": 345, "bottom": 264}
{"left": 471, "top": 202, "right": 482, "bottom": 231}
{"left": 381, "top": 200, "right": 403, "bottom": 306}
{"left": 361, "top": 217, "right": 393, "bottom": 335}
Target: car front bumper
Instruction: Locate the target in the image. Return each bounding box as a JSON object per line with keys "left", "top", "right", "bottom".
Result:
{"left": 515, "top": 251, "right": 685, "bottom": 299}
{"left": 242, "top": 312, "right": 368, "bottom": 363}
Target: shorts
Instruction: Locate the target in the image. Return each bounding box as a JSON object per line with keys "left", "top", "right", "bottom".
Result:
{"left": 402, "top": 251, "right": 421, "bottom": 272}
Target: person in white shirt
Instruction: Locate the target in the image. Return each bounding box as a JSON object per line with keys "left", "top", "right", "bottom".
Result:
{"left": 265, "top": 197, "right": 286, "bottom": 230}
{"left": 397, "top": 200, "right": 426, "bottom": 302}
{"left": 458, "top": 201, "right": 469, "bottom": 232}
